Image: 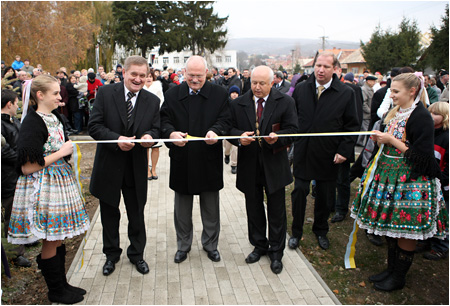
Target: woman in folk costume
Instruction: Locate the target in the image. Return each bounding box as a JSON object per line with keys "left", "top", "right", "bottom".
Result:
{"left": 350, "top": 72, "right": 448, "bottom": 291}
{"left": 8, "top": 75, "right": 90, "bottom": 304}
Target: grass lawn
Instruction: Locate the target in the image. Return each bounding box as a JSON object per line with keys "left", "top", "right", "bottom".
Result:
{"left": 285, "top": 178, "right": 449, "bottom": 305}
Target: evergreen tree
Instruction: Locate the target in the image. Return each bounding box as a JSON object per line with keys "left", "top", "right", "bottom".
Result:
{"left": 361, "top": 18, "right": 422, "bottom": 74}
{"left": 112, "top": 1, "right": 182, "bottom": 57}
{"left": 278, "top": 65, "right": 285, "bottom": 71}
{"left": 425, "top": 5, "right": 449, "bottom": 71}
{"left": 176, "top": 1, "right": 228, "bottom": 55}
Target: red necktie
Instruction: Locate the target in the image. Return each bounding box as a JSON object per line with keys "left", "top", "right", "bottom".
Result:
{"left": 257, "top": 98, "right": 264, "bottom": 124}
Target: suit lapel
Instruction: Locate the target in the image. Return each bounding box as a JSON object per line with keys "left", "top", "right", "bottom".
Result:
{"left": 131, "top": 90, "right": 150, "bottom": 135}
{"left": 113, "top": 83, "right": 127, "bottom": 128}
{"left": 238, "top": 92, "right": 256, "bottom": 130}
{"left": 261, "top": 90, "right": 277, "bottom": 133}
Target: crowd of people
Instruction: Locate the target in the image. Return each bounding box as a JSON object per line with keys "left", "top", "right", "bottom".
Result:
{"left": 1, "top": 52, "right": 449, "bottom": 303}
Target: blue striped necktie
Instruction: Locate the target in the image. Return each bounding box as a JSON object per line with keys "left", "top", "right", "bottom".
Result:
{"left": 126, "top": 92, "right": 135, "bottom": 121}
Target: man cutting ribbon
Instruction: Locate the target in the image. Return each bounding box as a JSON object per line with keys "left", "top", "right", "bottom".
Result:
{"left": 88, "top": 55, "right": 160, "bottom": 276}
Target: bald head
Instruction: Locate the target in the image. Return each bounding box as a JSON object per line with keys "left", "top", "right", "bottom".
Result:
{"left": 251, "top": 66, "right": 274, "bottom": 83}
{"left": 251, "top": 66, "right": 274, "bottom": 98}
{"left": 185, "top": 55, "right": 208, "bottom": 92}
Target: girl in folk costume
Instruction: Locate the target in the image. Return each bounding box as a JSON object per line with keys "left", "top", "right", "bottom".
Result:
{"left": 8, "top": 75, "right": 90, "bottom": 304}
{"left": 350, "top": 73, "right": 448, "bottom": 292}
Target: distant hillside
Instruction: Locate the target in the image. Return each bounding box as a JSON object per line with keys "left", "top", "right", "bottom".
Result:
{"left": 225, "top": 37, "right": 360, "bottom": 56}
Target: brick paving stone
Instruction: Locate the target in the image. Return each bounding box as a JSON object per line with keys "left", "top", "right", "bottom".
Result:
{"left": 112, "top": 299, "right": 127, "bottom": 305}
{"left": 222, "top": 294, "right": 238, "bottom": 305}
{"left": 99, "top": 292, "right": 115, "bottom": 305}
{"left": 67, "top": 146, "right": 339, "bottom": 305}
{"left": 168, "top": 296, "right": 181, "bottom": 305}
{"left": 195, "top": 296, "right": 209, "bottom": 305}
{"left": 275, "top": 291, "right": 293, "bottom": 305}
{"left": 193, "top": 279, "right": 208, "bottom": 297}
{"left": 300, "top": 289, "right": 321, "bottom": 304}
{"left": 292, "top": 297, "right": 308, "bottom": 305}
{"left": 181, "top": 288, "right": 196, "bottom": 304}
{"left": 206, "top": 287, "right": 223, "bottom": 305}
{"left": 248, "top": 292, "right": 265, "bottom": 305}
{"left": 127, "top": 290, "right": 142, "bottom": 304}
{"left": 154, "top": 288, "right": 168, "bottom": 304}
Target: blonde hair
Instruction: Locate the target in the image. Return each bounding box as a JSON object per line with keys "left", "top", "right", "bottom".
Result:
{"left": 29, "top": 74, "right": 58, "bottom": 105}
{"left": 428, "top": 102, "right": 449, "bottom": 130}
{"left": 384, "top": 73, "right": 427, "bottom": 124}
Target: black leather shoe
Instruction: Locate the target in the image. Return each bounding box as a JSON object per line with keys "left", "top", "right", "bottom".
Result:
{"left": 331, "top": 213, "right": 345, "bottom": 223}
{"left": 204, "top": 248, "right": 221, "bottom": 262}
{"left": 174, "top": 250, "right": 188, "bottom": 263}
{"left": 288, "top": 237, "right": 299, "bottom": 249}
{"left": 224, "top": 155, "right": 230, "bottom": 164}
{"left": 317, "top": 235, "right": 329, "bottom": 250}
{"left": 245, "top": 250, "right": 267, "bottom": 264}
{"left": 231, "top": 166, "right": 237, "bottom": 174}
{"left": 103, "top": 259, "right": 119, "bottom": 276}
{"left": 270, "top": 259, "right": 283, "bottom": 274}
{"left": 134, "top": 260, "right": 149, "bottom": 274}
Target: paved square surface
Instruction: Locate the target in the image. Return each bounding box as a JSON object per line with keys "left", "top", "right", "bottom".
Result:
{"left": 68, "top": 146, "right": 339, "bottom": 305}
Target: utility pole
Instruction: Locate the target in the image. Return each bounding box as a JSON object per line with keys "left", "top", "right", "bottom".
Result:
{"left": 318, "top": 25, "right": 327, "bottom": 51}
{"left": 319, "top": 35, "right": 328, "bottom": 51}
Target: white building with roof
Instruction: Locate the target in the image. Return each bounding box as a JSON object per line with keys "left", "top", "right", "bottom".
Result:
{"left": 113, "top": 45, "right": 237, "bottom": 71}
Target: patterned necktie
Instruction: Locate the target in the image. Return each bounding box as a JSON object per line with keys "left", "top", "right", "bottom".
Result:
{"left": 256, "top": 98, "right": 264, "bottom": 124}
{"left": 256, "top": 98, "right": 264, "bottom": 147}
{"left": 126, "top": 91, "right": 135, "bottom": 121}
{"left": 317, "top": 85, "right": 325, "bottom": 100}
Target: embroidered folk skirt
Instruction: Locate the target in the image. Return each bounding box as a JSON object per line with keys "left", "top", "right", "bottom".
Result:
{"left": 351, "top": 145, "right": 448, "bottom": 240}
{"left": 8, "top": 158, "right": 90, "bottom": 244}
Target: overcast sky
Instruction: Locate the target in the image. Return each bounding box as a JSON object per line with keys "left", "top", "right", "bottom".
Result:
{"left": 213, "top": 0, "right": 448, "bottom": 42}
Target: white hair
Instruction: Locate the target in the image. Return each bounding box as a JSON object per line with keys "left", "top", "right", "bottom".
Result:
{"left": 185, "top": 56, "right": 208, "bottom": 71}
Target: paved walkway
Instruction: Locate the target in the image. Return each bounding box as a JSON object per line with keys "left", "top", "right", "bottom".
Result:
{"left": 67, "top": 145, "right": 340, "bottom": 305}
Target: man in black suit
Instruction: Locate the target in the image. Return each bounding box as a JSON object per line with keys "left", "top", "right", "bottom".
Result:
{"left": 272, "top": 71, "right": 291, "bottom": 94}
{"left": 88, "top": 55, "right": 160, "bottom": 276}
{"left": 160, "top": 55, "right": 231, "bottom": 264}
{"left": 330, "top": 69, "right": 363, "bottom": 223}
{"left": 229, "top": 65, "right": 298, "bottom": 274}
{"left": 289, "top": 51, "right": 359, "bottom": 250}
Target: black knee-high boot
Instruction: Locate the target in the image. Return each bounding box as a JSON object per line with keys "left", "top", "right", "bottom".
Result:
{"left": 374, "top": 245, "right": 414, "bottom": 291}
{"left": 369, "top": 237, "right": 397, "bottom": 282}
{"left": 57, "top": 244, "right": 87, "bottom": 295}
{"left": 36, "top": 254, "right": 84, "bottom": 304}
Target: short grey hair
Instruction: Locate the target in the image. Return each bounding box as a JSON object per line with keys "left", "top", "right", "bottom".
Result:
{"left": 274, "top": 71, "right": 284, "bottom": 79}
{"left": 124, "top": 55, "right": 150, "bottom": 73}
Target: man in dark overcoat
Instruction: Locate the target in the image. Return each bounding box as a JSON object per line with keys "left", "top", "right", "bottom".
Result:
{"left": 160, "top": 55, "right": 231, "bottom": 264}
{"left": 289, "top": 51, "right": 359, "bottom": 250}
{"left": 89, "top": 55, "right": 160, "bottom": 276}
{"left": 229, "top": 66, "right": 298, "bottom": 274}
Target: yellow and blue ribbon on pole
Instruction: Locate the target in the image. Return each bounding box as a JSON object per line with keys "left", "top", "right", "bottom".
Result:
{"left": 72, "top": 142, "right": 87, "bottom": 271}
{"left": 344, "top": 144, "right": 384, "bottom": 269}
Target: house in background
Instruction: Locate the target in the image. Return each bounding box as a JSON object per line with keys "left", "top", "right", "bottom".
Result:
{"left": 340, "top": 48, "right": 367, "bottom": 75}
{"left": 303, "top": 47, "right": 365, "bottom": 75}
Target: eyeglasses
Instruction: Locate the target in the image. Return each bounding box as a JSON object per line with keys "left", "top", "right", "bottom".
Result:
{"left": 186, "top": 73, "right": 205, "bottom": 80}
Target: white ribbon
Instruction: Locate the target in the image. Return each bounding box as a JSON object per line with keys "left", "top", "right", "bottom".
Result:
{"left": 72, "top": 131, "right": 375, "bottom": 144}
